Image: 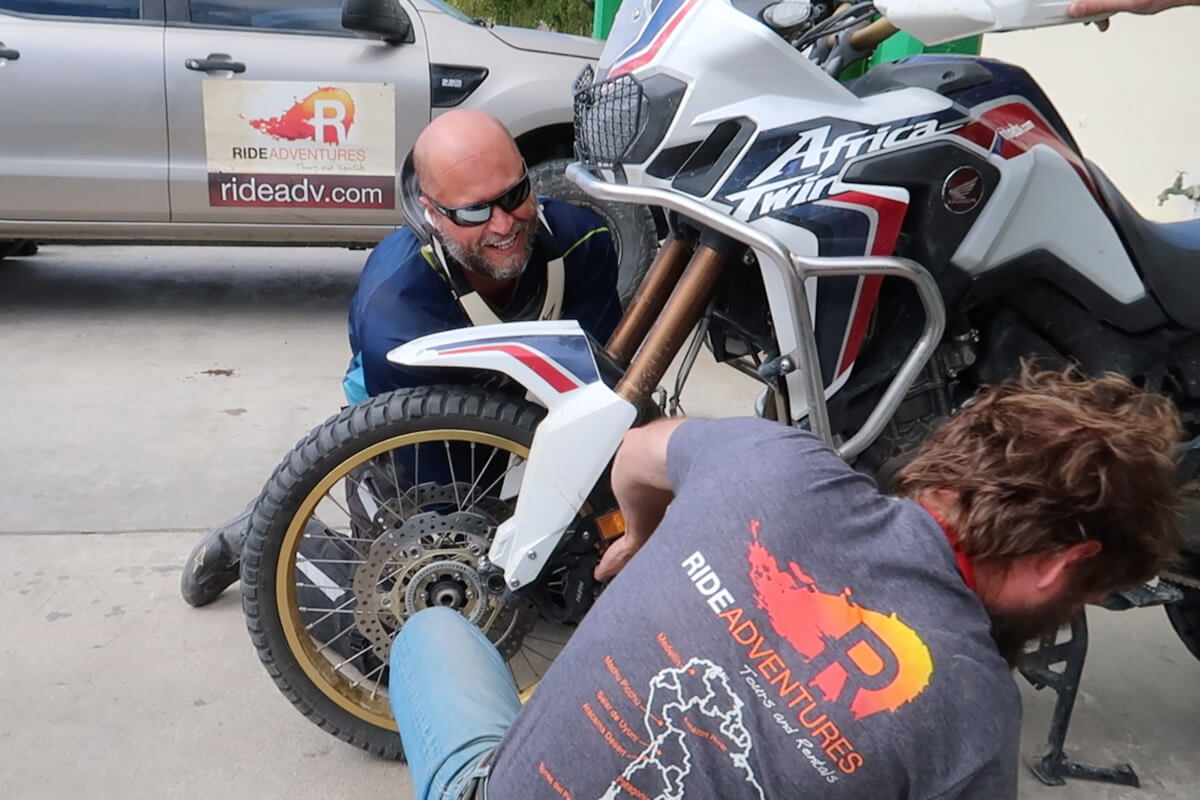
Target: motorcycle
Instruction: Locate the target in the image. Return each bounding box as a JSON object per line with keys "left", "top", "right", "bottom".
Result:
{"left": 239, "top": 0, "right": 1200, "bottom": 759}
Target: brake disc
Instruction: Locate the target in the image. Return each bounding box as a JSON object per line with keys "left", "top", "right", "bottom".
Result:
{"left": 352, "top": 501, "right": 535, "bottom": 662}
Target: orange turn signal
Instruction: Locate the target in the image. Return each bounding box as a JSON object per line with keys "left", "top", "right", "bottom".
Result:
{"left": 595, "top": 510, "right": 626, "bottom": 541}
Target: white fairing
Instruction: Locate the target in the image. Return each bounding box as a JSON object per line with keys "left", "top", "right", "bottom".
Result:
{"left": 488, "top": 384, "right": 636, "bottom": 587}
{"left": 876, "top": 0, "right": 1099, "bottom": 45}
{"left": 388, "top": 320, "right": 637, "bottom": 586}
{"left": 953, "top": 147, "right": 1147, "bottom": 304}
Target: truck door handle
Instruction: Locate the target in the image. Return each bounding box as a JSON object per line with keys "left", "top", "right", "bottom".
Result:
{"left": 185, "top": 57, "right": 245, "bottom": 74}
{"left": 0, "top": 47, "right": 19, "bottom": 61}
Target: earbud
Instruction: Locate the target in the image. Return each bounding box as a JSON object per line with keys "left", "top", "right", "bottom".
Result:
{"left": 423, "top": 208, "right": 435, "bottom": 226}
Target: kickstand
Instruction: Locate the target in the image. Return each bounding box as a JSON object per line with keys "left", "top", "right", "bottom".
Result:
{"left": 1017, "top": 608, "right": 1140, "bottom": 787}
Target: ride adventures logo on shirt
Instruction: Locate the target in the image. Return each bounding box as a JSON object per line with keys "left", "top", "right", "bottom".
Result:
{"left": 545, "top": 515, "right": 938, "bottom": 799}
{"left": 682, "top": 518, "right": 934, "bottom": 777}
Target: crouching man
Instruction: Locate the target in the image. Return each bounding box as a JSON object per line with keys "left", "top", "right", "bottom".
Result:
{"left": 389, "top": 367, "right": 1180, "bottom": 800}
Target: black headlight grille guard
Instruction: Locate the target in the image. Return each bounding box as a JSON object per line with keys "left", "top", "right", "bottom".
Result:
{"left": 573, "top": 65, "right": 646, "bottom": 168}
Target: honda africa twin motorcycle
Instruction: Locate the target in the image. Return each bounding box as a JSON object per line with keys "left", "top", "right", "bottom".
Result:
{"left": 239, "top": 0, "right": 1200, "bottom": 758}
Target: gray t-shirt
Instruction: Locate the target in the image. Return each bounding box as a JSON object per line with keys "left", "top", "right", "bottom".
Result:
{"left": 487, "top": 417, "right": 1020, "bottom": 800}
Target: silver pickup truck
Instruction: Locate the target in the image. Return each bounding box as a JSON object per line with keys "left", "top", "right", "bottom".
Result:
{"left": 0, "top": 0, "right": 654, "bottom": 291}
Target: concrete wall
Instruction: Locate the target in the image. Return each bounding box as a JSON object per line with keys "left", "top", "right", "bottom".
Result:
{"left": 979, "top": 9, "right": 1200, "bottom": 222}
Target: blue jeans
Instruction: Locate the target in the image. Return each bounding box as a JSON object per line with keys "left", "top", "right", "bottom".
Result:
{"left": 389, "top": 607, "right": 522, "bottom": 800}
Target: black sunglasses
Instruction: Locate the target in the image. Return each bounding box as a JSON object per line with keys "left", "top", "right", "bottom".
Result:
{"left": 426, "top": 173, "right": 532, "bottom": 227}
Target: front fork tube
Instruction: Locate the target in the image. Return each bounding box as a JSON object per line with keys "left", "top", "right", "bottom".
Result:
{"left": 615, "top": 236, "right": 732, "bottom": 408}
{"left": 606, "top": 234, "right": 695, "bottom": 365}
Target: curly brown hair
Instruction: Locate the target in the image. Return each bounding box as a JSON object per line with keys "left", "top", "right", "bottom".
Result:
{"left": 895, "top": 365, "right": 1183, "bottom": 593}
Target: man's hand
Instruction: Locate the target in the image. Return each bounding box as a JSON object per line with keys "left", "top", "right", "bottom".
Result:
{"left": 1068, "top": 0, "right": 1198, "bottom": 29}
{"left": 594, "top": 418, "right": 688, "bottom": 582}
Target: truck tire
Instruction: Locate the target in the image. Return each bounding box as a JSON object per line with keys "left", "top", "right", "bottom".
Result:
{"left": 529, "top": 158, "right": 657, "bottom": 308}
{"left": 0, "top": 240, "right": 36, "bottom": 259}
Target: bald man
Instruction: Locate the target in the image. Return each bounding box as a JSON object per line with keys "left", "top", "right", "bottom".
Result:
{"left": 182, "top": 111, "right": 621, "bottom": 607}
{"left": 341, "top": 109, "right": 621, "bottom": 401}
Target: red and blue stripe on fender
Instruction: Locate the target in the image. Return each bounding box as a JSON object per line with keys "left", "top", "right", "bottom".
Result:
{"left": 433, "top": 334, "right": 600, "bottom": 395}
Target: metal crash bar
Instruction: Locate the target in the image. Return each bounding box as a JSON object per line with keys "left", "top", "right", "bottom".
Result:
{"left": 566, "top": 162, "right": 946, "bottom": 462}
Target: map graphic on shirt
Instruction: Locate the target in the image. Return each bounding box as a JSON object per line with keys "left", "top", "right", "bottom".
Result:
{"left": 599, "top": 658, "right": 766, "bottom": 800}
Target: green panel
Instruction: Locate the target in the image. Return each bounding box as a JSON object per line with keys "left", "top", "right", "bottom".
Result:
{"left": 872, "top": 31, "right": 982, "bottom": 65}
{"left": 593, "top": 0, "right": 621, "bottom": 38}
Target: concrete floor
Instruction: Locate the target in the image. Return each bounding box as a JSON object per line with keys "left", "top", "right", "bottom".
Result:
{"left": 1, "top": 245, "right": 1197, "bottom": 798}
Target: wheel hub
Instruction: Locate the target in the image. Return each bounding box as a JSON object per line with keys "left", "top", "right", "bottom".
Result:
{"left": 401, "top": 559, "right": 485, "bottom": 622}
{"left": 429, "top": 578, "right": 468, "bottom": 608}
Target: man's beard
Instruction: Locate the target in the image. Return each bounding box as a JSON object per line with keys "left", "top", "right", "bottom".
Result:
{"left": 437, "top": 216, "right": 537, "bottom": 281}
{"left": 987, "top": 593, "right": 1085, "bottom": 668}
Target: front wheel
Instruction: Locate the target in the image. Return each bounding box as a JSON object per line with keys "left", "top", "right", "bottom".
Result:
{"left": 241, "top": 385, "right": 572, "bottom": 758}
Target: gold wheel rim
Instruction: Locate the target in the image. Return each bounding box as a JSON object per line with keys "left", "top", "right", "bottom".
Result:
{"left": 275, "top": 429, "right": 530, "bottom": 731}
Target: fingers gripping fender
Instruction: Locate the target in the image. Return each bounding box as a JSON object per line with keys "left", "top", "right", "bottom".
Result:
{"left": 389, "top": 320, "right": 637, "bottom": 586}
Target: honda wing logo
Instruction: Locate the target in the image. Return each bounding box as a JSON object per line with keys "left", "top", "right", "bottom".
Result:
{"left": 719, "top": 116, "right": 964, "bottom": 222}
{"left": 941, "top": 166, "right": 984, "bottom": 214}
{"left": 947, "top": 175, "right": 979, "bottom": 202}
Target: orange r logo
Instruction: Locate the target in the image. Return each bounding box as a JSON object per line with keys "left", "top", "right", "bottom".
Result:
{"left": 747, "top": 520, "right": 934, "bottom": 720}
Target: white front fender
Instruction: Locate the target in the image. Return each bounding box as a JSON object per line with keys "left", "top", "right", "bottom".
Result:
{"left": 388, "top": 320, "right": 638, "bottom": 587}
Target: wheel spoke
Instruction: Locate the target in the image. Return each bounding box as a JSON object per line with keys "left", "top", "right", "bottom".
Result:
{"left": 345, "top": 470, "right": 391, "bottom": 523}
{"left": 445, "top": 440, "right": 463, "bottom": 510}
{"left": 473, "top": 455, "right": 526, "bottom": 505}
{"left": 389, "top": 449, "right": 406, "bottom": 517}
{"left": 302, "top": 594, "right": 359, "bottom": 631}
{"left": 312, "top": 495, "right": 369, "bottom": 554}
{"left": 350, "top": 660, "right": 389, "bottom": 690}
{"left": 331, "top": 643, "right": 377, "bottom": 672}
{"left": 315, "top": 620, "right": 359, "bottom": 655}
{"left": 467, "top": 441, "right": 476, "bottom": 509}
{"left": 464, "top": 444, "right": 501, "bottom": 512}
{"left": 294, "top": 581, "right": 353, "bottom": 592}
{"left": 379, "top": 561, "right": 410, "bottom": 587}
{"left": 301, "top": 531, "right": 369, "bottom": 560}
